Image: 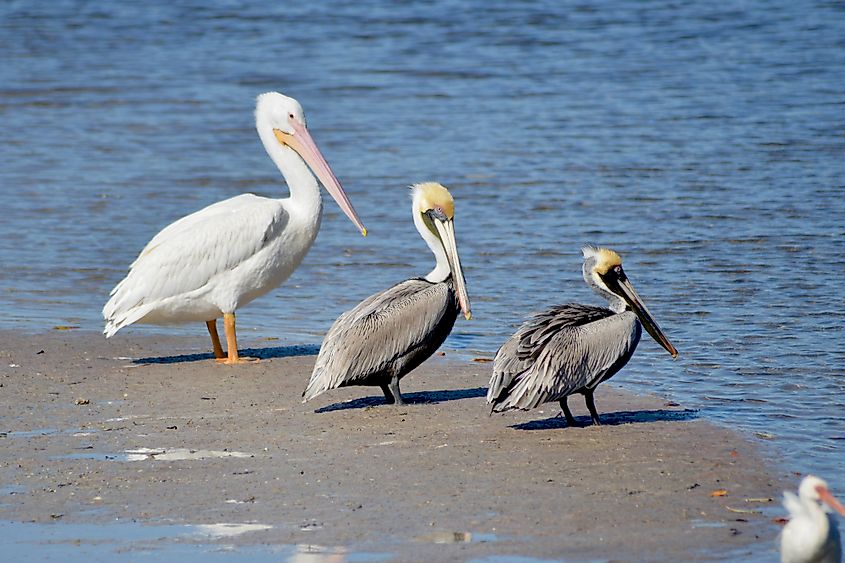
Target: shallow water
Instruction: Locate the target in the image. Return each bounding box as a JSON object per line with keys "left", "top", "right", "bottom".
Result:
{"left": 0, "top": 521, "right": 392, "bottom": 562}
{"left": 1, "top": 0, "right": 843, "bottom": 508}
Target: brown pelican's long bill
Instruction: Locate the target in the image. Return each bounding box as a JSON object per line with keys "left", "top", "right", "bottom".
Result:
{"left": 609, "top": 275, "right": 677, "bottom": 358}
{"left": 432, "top": 218, "right": 471, "bottom": 320}
{"left": 274, "top": 119, "right": 367, "bottom": 236}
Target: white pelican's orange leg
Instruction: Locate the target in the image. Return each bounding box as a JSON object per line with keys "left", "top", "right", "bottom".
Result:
{"left": 216, "top": 313, "right": 259, "bottom": 364}
{"left": 206, "top": 320, "right": 225, "bottom": 360}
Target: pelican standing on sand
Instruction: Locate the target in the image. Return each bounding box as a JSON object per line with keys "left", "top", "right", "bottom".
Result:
{"left": 103, "top": 92, "right": 367, "bottom": 364}
{"left": 781, "top": 475, "right": 845, "bottom": 563}
{"left": 302, "top": 182, "right": 471, "bottom": 405}
{"left": 487, "top": 246, "right": 677, "bottom": 425}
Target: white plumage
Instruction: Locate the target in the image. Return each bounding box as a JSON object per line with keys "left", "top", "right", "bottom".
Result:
{"left": 103, "top": 92, "right": 366, "bottom": 363}
{"left": 781, "top": 475, "right": 845, "bottom": 563}
{"left": 103, "top": 195, "right": 288, "bottom": 330}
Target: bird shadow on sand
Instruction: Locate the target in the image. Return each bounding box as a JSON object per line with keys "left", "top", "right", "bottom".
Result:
{"left": 314, "top": 387, "right": 488, "bottom": 413}
{"left": 510, "top": 408, "right": 699, "bottom": 430}
{"left": 132, "top": 344, "right": 320, "bottom": 365}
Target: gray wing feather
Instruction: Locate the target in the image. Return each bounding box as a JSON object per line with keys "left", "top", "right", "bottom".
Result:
{"left": 488, "top": 305, "right": 612, "bottom": 403}
{"left": 489, "top": 305, "right": 639, "bottom": 411}
{"left": 303, "top": 279, "right": 453, "bottom": 401}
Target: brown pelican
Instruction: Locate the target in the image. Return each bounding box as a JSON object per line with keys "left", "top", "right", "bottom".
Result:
{"left": 302, "top": 182, "right": 471, "bottom": 405}
{"left": 487, "top": 246, "right": 677, "bottom": 425}
{"left": 781, "top": 475, "right": 845, "bottom": 563}
{"left": 103, "top": 92, "right": 366, "bottom": 364}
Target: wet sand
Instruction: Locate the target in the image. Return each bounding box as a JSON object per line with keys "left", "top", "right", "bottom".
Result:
{"left": 0, "top": 330, "right": 786, "bottom": 561}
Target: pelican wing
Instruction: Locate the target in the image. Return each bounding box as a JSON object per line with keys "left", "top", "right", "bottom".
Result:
{"left": 303, "top": 278, "right": 456, "bottom": 401}
{"left": 781, "top": 491, "right": 806, "bottom": 520}
{"left": 103, "top": 194, "right": 288, "bottom": 332}
{"left": 489, "top": 304, "right": 636, "bottom": 411}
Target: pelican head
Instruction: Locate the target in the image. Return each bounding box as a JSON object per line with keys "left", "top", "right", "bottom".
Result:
{"left": 256, "top": 92, "right": 366, "bottom": 236}
{"left": 799, "top": 476, "right": 845, "bottom": 515}
{"left": 582, "top": 245, "right": 677, "bottom": 358}
{"left": 412, "top": 182, "right": 471, "bottom": 320}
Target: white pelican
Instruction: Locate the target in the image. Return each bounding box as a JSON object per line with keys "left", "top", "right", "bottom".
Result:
{"left": 781, "top": 475, "right": 845, "bottom": 563}
{"left": 302, "top": 182, "right": 470, "bottom": 405}
{"left": 487, "top": 246, "right": 677, "bottom": 424}
{"left": 103, "top": 92, "right": 366, "bottom": 364}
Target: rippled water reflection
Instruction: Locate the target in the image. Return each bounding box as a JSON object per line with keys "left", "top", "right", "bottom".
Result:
{"left": 1, "top": 1, "right": 844, "bottom": 490}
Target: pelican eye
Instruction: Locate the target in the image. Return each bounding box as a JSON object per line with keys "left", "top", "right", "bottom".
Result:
{"left": 426, "top": 207, "right": 449, "bottom": 222}
{"left": 288, "top": 113, "right": 294, "bottom": 119}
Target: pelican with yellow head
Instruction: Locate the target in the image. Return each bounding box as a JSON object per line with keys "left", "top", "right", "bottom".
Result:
{"left": 488, "top": 245, "right": 677, "bottom": 425}
{"left": 303, "top": 182, "right": 471, "bottom": 405}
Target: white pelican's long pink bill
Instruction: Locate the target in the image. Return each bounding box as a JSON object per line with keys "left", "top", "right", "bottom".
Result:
{"left": 274, "top": 118, "right": 367, "bottom": 236}
{"left": 819, "top": 485, "right": 845, "bottom": 516}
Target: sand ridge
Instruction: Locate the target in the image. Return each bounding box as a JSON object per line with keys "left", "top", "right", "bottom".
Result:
{"left": 0, "top": 330, "right": 785, "bottom": 560}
